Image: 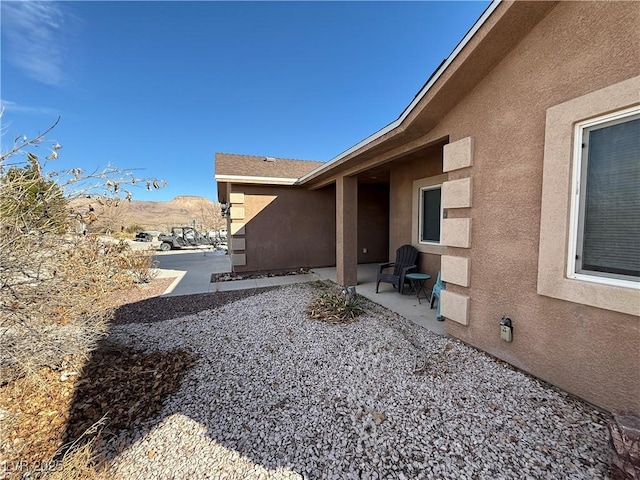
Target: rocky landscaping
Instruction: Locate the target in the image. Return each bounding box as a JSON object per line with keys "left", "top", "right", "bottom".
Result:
{"left": 1, "top": 281, "right": 622, "bottom": 479}
{"left": 102, "top": 283, "right": 611, "bottom": 479}
{"left": 212, "top": 268, "right": 311, "bottom": 283}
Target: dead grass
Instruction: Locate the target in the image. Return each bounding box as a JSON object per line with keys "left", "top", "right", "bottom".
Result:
{"left": 101, "top": 276, "right": 175, "bottom": 311}
{"left": 45, "top": 439, "right": 111, "bottom": 480}
{"left": 0, "top": 276, "right": 186, "bottom": 480}
{"left": 0, "top": 369, "right": 76, "bottom": 472}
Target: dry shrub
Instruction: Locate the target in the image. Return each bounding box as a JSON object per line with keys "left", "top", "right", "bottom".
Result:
{"left": 0, "top": 234, "right": 162, "bottom": 472}
{"left": 0, "top": 234, "right": 158, "bottom": 384}
{"left": 0, "top": 118, "right": 168, "bottom": 479}
{"left": 43, "top": 439, "right": 110, "bottom": 480}
{"left": 117, "top": 244, "right": 159, "bottom": 284}
{"left": 306, "top": 282, "right": 365, "bottom": 324}
{"left": 0, "top": 373, "right": 109, "bottom": 480}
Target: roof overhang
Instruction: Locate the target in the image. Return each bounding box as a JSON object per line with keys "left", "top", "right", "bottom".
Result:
{"left": 215, "top": 174, "right": 298, "bottom": 186}
{"left": 298, "top": 0, "right": 500, "bottom": 185}
{"left": 297, "top": 0, "right": 557, "bottom": 187}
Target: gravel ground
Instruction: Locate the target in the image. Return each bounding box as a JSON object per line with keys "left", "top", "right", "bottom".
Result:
{"left": 111, "top": 286, "right": 277, "bottom": 325}
{"left": 104, "top": 283, "right": 611, "bottom": 480}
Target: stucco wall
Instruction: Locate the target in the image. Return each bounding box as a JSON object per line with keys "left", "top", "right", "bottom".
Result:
{"left": 232, "top": 184, "right": 336, "bottom": 272}
{"left": 389, "top": 149, "right": 444, "bottom": 292}
{"left": 357, "top": 184, "right": 389, "bottom": 264}
{"left": 412, "top": 2, "right": 639, "bottom": 411}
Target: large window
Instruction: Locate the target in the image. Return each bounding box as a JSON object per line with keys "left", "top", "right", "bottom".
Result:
{"left": 570, "top": 108, "right": 640, "bottom": 285}
{"left": 538, "top": 77, "right": 639, "bottom": 315}
{"left": 419, "top": 185, "right": 442, "bottom": 244}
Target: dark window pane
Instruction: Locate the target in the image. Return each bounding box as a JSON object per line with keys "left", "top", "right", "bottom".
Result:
{"left": 581, "top": 116, "right": 640, "bottom": 278}
{"left": 421, "top": 187, "right": 441, "bottom": 242}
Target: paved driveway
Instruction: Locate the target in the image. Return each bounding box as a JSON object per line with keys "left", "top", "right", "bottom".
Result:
{"left": 154, "top": 250, "right": 231, "bottom": 296}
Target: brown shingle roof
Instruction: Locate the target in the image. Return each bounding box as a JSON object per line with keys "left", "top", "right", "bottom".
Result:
{"left": 215, "top": 153, "right": 324, "bottom": 180}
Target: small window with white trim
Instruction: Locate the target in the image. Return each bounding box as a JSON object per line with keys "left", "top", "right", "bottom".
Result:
{"left": 569, "top": 107, "right": 640, "bottom": 286}
{"left": 419, "top": 185, "right": 442, "bottom": 244}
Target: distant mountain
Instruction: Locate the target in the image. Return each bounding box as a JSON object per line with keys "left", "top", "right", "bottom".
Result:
{"left": 69, "top": 195, "right": 225, "bottom": 233}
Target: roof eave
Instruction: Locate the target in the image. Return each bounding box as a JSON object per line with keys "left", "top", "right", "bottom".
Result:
{"left": 298, "top": 0, "right": 502, "bottom": 185}
{"left": 215, "top": 174, "right": 298, "bottom": 186}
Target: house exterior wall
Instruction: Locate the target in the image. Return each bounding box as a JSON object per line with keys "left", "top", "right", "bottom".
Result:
{"left": 357, "top": 184, "right": 389, "bottom": 264}
{"left": 217, "top": 2, "right": 638, "bottom": 412}
{"left": 389, "top": 148, "right": 445, "bottom": 293}
{"left": 396, "top": 1, "right": 639, "bottom": 411}
{"left": 229, "top": 184, "right": 336, "bottom": 273}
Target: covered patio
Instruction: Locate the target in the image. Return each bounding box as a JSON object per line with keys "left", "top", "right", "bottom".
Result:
{"left": 299, "top": 139, "right": 448, "bottom": 300}
{"left": 312, "top": 263, "right": 446, "bottom": 336}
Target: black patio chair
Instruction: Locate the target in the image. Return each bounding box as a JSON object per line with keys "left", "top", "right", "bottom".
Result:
{"left": 375, "top": 244, "right": 419, "bottom": 295}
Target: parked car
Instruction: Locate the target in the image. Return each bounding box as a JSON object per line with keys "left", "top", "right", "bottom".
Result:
{"left": 135, "top": 232, "right": 153, "bottom": 242}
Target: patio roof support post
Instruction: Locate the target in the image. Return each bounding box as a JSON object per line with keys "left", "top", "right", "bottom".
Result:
{"left": 336, "top": 175, "right": 358, "bottom": 287}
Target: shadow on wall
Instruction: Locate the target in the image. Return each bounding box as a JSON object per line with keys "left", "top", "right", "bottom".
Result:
{"left": 233, "top": 185, "right": 337, "bottom": 273}
{"left": 233, "top": 182, "right": 390, "bottom": 273}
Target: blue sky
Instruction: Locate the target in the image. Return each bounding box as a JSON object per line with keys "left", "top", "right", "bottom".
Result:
{"left": 1, "top": 1, "right": 490, "bottom": 202}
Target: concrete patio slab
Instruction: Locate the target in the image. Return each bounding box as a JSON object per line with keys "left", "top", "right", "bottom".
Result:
{"left": 152, "top": 253, "right": 445, "bottom": 336}
{"left": 312, "top": 264, "right": 447, "bottom": 336}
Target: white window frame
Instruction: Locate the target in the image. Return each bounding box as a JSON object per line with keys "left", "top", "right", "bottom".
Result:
{"left": 418, "top": 184, "right": 443, "bottom": 245}
{"left": 567, "top": 106, "right": 640, "bottom": 290}
{"left": 537, "top": 76, "right": 639, "bottom": 316}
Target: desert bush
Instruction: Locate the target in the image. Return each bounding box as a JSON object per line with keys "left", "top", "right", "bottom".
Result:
{"left": 125, "top": 224, "right": 145, "bottom": 234}
{"left": 0, "top": 158, "right": 68, "bottom": 233}
{"left": 306, "top": 282, "right": 365, "bottom": 324}
{"left": 0, "top": 232, "right": 158, "bottom": 386}
{"left": 0, "top": 118, "right": 164, "bottom": 382}
{"left": 116, "top": 243, "right": 159, "bottom": 284}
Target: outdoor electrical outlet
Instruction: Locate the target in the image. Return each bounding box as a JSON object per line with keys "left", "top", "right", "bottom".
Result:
{"left": 500, "top": 316, "right": 513, "bottom": 342}
{"left": 500, "top": 325, "right": 513, "bottom": 342}
{"left": 363, "top": 248, "right": 368, "bottom": 254}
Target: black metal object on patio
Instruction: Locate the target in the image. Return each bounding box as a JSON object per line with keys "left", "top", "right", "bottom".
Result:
{"left": 375, "top": 244, "right": 419, "bottom": 295}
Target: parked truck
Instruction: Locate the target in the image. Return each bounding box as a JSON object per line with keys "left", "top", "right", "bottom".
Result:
{"left": 158, "top": 227, "right": 214, "bottom": 251}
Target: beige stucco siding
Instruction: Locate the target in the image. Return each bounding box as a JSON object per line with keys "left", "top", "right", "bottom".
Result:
{"left": 418, "top": 1, "right": 639, "bottom": 411}
{"left": 224, "top": 1, "right": 639, "bottom": 412}
{"left": 357, "top": 184, "right": 390, "bottom": 264}
{"left": 389, "top": 147, "right": 445, "bottom": 292}
{"left": 232, "top": 185, "right": 336, "bottom": 272}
